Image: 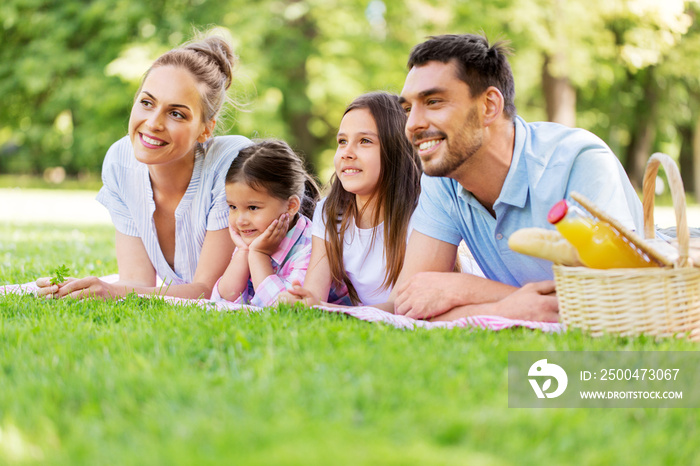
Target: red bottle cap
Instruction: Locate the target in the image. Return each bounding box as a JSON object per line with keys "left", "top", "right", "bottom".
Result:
{"left": 548, "top": 199, "right": 569, "bottom": 224}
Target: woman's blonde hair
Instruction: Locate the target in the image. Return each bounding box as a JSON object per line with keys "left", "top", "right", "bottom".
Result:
{"left": 137, "top": 31, "right": 238, "bottom": 124}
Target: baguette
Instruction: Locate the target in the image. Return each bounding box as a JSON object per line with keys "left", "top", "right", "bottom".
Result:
{"left": 508, "top": 228, "right": 583, "bottom": 266}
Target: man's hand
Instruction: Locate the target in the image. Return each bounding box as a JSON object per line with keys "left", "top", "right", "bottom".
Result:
{"left": 493, "top": 281, "right": 559, "bottom": 322}
{"left": 394, "top": 271, "right": 507, "bottom": 320}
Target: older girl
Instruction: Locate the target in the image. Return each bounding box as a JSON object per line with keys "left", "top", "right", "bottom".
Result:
{"left": 37, "top": 32, "right": 250, "bottom": 299}
{"left": 281, "top": 91, "right": 422, "bottom": 306}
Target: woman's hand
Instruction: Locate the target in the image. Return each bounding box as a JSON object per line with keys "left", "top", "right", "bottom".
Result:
{"left": 249, "top": 213, "right": 290, "bottom": 257}
{"left": 36, "top": 276, "right": 64, "bottom": 298}
{"left": 36, "top": 276, "right": 118, "bottom": 300}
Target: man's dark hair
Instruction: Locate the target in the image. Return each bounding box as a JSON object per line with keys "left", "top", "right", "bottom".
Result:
{"left": 407, "top": 34, "right": 516, "bottom": 120}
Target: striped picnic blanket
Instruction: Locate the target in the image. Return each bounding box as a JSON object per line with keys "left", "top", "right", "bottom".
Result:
{"left": 1, "top": 279, "right": 564, "bottom": 333}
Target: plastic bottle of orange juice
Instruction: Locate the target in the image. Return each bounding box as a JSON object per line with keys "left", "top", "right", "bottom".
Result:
{"left": 547, "top": 200, "right": 654, "bottom": 269}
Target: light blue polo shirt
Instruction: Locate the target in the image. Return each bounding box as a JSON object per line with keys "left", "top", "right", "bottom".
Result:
{"left": 413, "top": 116, "right": 644, "bottom": 287}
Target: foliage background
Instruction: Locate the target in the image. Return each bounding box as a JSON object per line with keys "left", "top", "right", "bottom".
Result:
{"left": 2, "top": 0, "right": 700, "bottom": 189}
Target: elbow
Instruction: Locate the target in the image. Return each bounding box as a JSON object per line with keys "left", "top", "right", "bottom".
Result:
{"left": 192, "top": 281, "right": 214, "bottom": 300}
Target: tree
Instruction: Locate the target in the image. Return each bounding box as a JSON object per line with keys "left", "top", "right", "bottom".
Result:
{"left": 656, "top": 2, "right": 700, "bottom": 200}
{"left": 2, "top": 0, "right": 699, "bottom": 195}
{"left": 0, "top": 0, "right": 235, "bottom": 175}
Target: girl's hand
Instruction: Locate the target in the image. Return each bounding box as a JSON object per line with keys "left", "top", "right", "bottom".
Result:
{"left": 249, "top": 213, "right": 290, "bottom": 257}
{"left": 278, "top": 280, "right": 320, "bottom": 307}
{"left": 228, "top": 224, "right": 249, "bottom": 251}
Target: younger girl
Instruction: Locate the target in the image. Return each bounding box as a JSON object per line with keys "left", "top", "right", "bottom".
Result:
{"left": 212, "top": 140, "right": 346, "bottom": 307}
{"left": 281, "top": 91, "right": 422, "bottom": 306}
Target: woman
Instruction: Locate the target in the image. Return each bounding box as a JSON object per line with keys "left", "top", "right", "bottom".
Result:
{"left": 37, "top": 32, "right": 251, "bottom": 300}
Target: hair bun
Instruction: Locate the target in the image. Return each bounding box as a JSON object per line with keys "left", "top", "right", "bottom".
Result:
{"left": 185, "top": 35, "right": 236, "bottom": 90}
{"left": 145, "top": 30, "right": 240, "bottom": 123}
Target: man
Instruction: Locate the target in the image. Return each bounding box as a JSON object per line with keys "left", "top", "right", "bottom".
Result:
{"left": 385, "top": 34, "right": 643, "bottom": 322}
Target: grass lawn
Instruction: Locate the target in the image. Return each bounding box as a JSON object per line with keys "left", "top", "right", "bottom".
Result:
{"left": 1, "top": 222, "right": 698, "bottom": 465}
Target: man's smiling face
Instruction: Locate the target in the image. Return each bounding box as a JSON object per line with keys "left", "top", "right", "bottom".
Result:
{"left": 400, "top": 60, "right": 483, "bottom": 178}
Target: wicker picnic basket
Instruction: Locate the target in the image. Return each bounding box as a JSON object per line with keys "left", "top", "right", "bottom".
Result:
{"left": 552, "top": 152, "right": 700, "bottom": 337}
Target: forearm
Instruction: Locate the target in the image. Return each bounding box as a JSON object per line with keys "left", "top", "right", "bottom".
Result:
{"left": 392, "top": 272, "right": 519, "bottom": 319}
{"left": 399, "top": 272, "right": 515, "bottom": 309}
{"left": 421, "top": 276, "right": 515, "bottom": 319}
{"left": 445, "top": 274, "right": 516, "bottom": 307}
{"left": 295, "top": 236, "right": 334, "bottom": 304}
{"left": 90, "top": 279, "right": 216, "bottom": 300}
{"left": 300, "top": 270, "right": 332, "bottom": 305}
{"left": 429, "top": 302, "right": 501, "bottom": 321}
{"left": 216, "top": 250, "right": 251, "bottom": 301}
{"left": 248, "top": 250, "right": 275, "bottom": 291}
{"left": 370, "top": 301, "right": 395, "bottom": 313}
{"left": 429, "top": 281, "right": 559, "bottom": 323}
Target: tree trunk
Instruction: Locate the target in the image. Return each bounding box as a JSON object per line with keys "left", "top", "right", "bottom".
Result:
{"left": 681, "top": 88, "right": 700, "bottom": 203}
{"left": 694, "top": 116, "right": 700, "bottom": 203}
{"left": 679, "top": 124, "right": 695, "bottom": 194}
{"left": 542, "top": 52, "right": 577, "bottom": 127}
{"left": 624, "top": 67, "right": 659, "bottom": 190}
{"left": 271, "top": 1, "right": 323, "bottom": 175}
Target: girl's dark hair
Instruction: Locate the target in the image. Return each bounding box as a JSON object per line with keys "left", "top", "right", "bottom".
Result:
{"left": 225, "top": 140, "right": 320, "bottom": 219}
{"left": 324, "top": 91, "right": 422, "bottom": 304}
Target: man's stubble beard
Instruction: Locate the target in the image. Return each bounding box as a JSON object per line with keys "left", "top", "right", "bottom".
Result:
{"left": 422, "top": 107, "right": 482, "bottom": 178}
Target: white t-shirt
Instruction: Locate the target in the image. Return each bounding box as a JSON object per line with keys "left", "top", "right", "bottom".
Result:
{"left": 311, "top": 198, "right": 414, "bottom": 305}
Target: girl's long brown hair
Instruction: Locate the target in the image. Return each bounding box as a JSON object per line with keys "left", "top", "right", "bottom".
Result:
{"left": 323, "top": 92, "right": 422, "bottom": 304}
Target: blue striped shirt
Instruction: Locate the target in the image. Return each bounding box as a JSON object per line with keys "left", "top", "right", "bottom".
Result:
{"left": 96, "top": 135, "right": 252, "bottom": 285}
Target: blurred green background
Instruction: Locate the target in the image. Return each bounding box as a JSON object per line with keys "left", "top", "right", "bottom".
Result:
{"left": 2, "top": 0, "right": 700, "bottom": 194}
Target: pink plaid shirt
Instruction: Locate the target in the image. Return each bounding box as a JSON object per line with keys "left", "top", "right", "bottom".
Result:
{"left": 212, "top": 214, "right": 348, "bottom": 307}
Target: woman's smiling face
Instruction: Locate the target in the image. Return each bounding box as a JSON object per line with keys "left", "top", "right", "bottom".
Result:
{"left": 128, "top": 65, "right": 212, "bottom": 168}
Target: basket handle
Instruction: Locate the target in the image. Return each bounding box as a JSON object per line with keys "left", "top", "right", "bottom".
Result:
{"left": 642, "top": 152, "right": 689, "bottom": 267}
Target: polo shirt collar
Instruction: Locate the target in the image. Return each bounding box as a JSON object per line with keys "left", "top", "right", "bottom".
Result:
{"left": 494, "top": 116, "right": 529, "bottom": 210}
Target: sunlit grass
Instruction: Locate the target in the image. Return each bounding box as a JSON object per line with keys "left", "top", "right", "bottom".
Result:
{"left": 1, "top": 223, "right": 698, "bottom": 465}
{"left": 0, "top": 224, "right": 115, "bottom": 284}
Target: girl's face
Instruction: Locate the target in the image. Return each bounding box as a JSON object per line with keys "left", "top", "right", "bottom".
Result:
{"left": 128, "top": 65, "right": 213, "bottom": 169}
{"left": 334, "top": 108, "right": 382, "bottom": 205}
{"left": 226, "top": 181, "right": 298, "bottom": 246}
